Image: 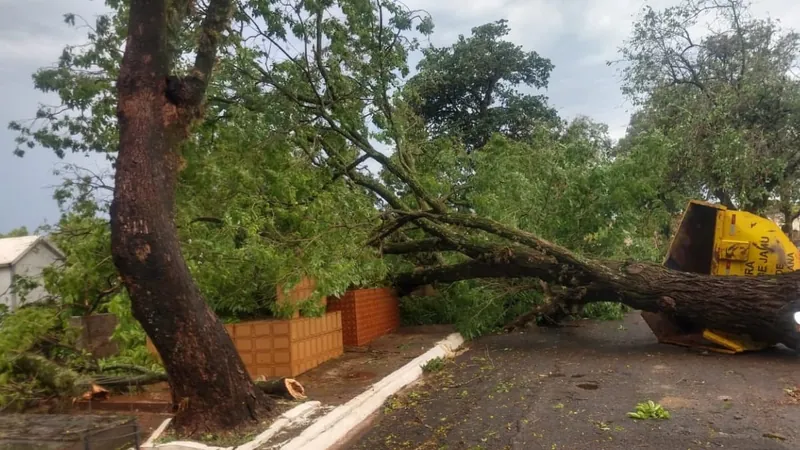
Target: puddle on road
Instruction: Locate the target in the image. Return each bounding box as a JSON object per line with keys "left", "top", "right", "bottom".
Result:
{"left": 576, "top": 382, "right": 599, "bottom": 390}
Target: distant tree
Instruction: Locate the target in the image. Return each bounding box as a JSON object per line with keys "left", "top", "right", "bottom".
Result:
{"left": 406, "top": 20, "right": 561, "bottom": 151}
{"left": 617, "top": 0, "right": 800, "bottom": 222}
{"left": 0, "top": 227, "right": 30, "bottom": 238}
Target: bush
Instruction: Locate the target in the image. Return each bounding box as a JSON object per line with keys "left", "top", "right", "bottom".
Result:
{"left": 581, "top": 302, "right": 630, "bottom": 321}
{"left": 401, "top": 280, "right": 632, "bottom": 339}
{"left": 400, "top": 280, "right": 543, "bottom": 339}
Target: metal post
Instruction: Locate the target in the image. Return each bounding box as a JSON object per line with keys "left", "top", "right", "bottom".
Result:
{"left": 83, "top": 432, "right": 91, "bottom": 450}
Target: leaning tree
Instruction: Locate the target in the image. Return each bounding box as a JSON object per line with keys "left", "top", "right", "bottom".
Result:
{"left": 110, "top": 0, "right": 275, "bottom": 433}
{"left": 12, "top": 0, "right": 278, "bottom": 433}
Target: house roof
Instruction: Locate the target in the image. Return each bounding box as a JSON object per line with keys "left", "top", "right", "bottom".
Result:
{"left": 0, "top": 235, "right": 65, "bottom": 268}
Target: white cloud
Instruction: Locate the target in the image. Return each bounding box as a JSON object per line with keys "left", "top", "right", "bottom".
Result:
{"left": 0, "top": 0, "right": 112, "bottom": 232}
{"left": 0, "top": 36, "right": 71, "bottom": 64}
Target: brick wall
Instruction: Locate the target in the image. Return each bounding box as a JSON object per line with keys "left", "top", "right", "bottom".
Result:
{"left": 146, "top": 311, "right": 343, "bottom": 377}
{"left": 232, "top": 311, "right": 343, "bottom": 377}
{"left": 327, "top": 287, "right": 400, "bottom": 347}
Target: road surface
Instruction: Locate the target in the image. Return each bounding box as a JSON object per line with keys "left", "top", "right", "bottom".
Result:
{"left": 346, "top": 313, "right": 799, "bottom": 449}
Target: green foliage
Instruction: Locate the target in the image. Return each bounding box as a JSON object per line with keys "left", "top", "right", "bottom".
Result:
{"left": 0, "top": 306, "right": 62, "bottom": 372}
{"left": 15, "top": 0, "right": 796, "bottom": 358}
{"left": 175, "top": 102, "right": 388, "bottom": 319}
{"left": 627, "top": 400, "right": 671, "bottom": 420}
{"left": 617, "top": 0, "right": 800, "bottom": 215}
{"left": 8, "top": 275, "right": 43, "bottom": 306}
{"left": 406, "top": 19, "right": 560, "bottom": 150}
{"left": 102, "top": 293, "right": 161, "bottom": 370}
{"left": 421, "top": 356, "right": 446, "bottom": 373}
{"left": 11, "top": 0, "right": 395, "bottom": 322}
{"left": 0, "top": 305, "right": 81, "bottom": 407}
{"left": 8, "top": 6, "right": 127, "bottom": 159}
{"left": 581, "top": 303, "right": 628, "bottom": 321}
{"left": 0, "top": 226, "right": 29, "bottom": 238}
{"left": 401, "top": 281, "right": 542, "bottom": 339}
{"left": 466, "top": 122, "right": 677, "bottom": 262}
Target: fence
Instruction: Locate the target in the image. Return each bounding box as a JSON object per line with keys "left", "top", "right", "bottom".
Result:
{"left": 0, "top": 409, "right": 142, "bottom": 450}
{"left": 79, "top": 420, "right": 141, "bottom": 450}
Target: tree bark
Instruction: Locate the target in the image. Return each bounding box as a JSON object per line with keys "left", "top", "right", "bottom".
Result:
{"left": 389, "top": 212, "right": 800, "bottom": 350}
{"left": 255, "top": 377, "right": 307, "bottom": 400}
{"left": 112, "top": 0, "right": 274, "bottom": 435}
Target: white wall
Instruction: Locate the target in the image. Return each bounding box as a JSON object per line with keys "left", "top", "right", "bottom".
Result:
{"left": 4, "top": 242, "right": 62, "bottom": 310}
{"left": 0, "top": 268, "right": 11, "bottom": 310}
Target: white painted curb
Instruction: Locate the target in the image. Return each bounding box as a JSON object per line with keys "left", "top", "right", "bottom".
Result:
{"left": 279, "top": 332, "right": 465, "bottom": 450}
{"left": 140, "top": 400, "right": 321, "bottom": 450}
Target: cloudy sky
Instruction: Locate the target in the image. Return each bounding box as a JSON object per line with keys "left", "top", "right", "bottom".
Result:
{"left": 0, "top": 0, "right": 797, "bottom": 234}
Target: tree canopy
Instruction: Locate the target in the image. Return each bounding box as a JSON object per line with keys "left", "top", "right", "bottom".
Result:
{"left": 617, "top": 0, "right": 800, "bottom": 220}
{"left": 406, "top": 19, "right": 561, "bottom": 151}
{"left": 4, "top": 0, "right": 800, "bottom": 433}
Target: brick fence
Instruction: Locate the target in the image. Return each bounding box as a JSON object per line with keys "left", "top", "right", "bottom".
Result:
{"left": 327, "top": 287, "right": 400, "bottom": 347}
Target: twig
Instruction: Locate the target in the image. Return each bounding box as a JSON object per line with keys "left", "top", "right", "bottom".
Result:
{"left": 446, "top": 375, "right": 483, "bottom": 389}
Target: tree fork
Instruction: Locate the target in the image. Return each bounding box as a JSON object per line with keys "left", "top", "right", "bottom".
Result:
{"left": 113, "top": 0, "right": 274, "bottom": 435}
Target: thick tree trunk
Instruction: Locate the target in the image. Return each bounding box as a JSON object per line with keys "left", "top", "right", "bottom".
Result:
{"left": 389, "top": 212, "right": 800, "bottom": 350}
{"left": 112, "top": 0, "right": 273, "bottom": 435}
{"left": 582, "top": 262, "right": 800, "bottom": 349}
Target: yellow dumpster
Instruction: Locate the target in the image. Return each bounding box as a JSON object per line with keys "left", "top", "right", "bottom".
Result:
{"left": 642, "top": 200, "right": 800, "bottom": 353}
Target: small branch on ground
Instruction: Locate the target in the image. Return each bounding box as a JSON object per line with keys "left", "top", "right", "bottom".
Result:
{"left": 254, "top": 377, "right": 306, "bottom": 400}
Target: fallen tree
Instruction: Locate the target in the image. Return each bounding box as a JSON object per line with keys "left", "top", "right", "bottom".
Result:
{"left": 238, "top": 3, "right": 800, "bottom": 352}
{"left": 12, "top": 354, "right": 167, "bottom": 399}
{"left": 12, "top": 354, "right": 308, "bottom": 403}
{"left": 384, "top": 211, "right": 800, "bottom": 350}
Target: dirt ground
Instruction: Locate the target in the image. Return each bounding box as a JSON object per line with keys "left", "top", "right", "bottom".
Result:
{"left": 294, "top": 324, "right": 455, "bottom": 406}
{"left": 63, "top": 325, "right": 452, "bottom": 446}
{"left": 347, "top": 313, "right": 800, "bottom": 450}
{"left": 255, "top": 325, "right": 455, "bottom": 448}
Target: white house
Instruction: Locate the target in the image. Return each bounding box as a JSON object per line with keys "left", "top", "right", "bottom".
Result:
{"left": 0, "top": 235, "right": 65, "bottom": 311}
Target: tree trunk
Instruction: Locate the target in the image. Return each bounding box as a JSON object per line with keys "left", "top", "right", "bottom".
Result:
{"left": 389, "top": 212, "right": 800, "bottom": 350}
{"left": 112, "top": 0, "right": 274, "bottom": 434}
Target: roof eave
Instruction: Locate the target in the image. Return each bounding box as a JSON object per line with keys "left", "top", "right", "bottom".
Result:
{"left": 5, "top": 236, "right": 65, "bottom": 267}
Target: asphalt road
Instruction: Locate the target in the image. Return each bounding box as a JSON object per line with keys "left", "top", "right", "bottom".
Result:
{"left": 346, "top": 313, "right": 800, "bottom": 450}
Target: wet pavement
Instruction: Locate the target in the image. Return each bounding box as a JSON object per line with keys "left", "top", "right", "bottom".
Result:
{"left": 346, "top": 313, "right": 800, "bottom": 450}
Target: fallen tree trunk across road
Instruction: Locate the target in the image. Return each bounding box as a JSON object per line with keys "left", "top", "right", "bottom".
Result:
{"left": 387, "top": 211, "right": 800, "bottom": 350}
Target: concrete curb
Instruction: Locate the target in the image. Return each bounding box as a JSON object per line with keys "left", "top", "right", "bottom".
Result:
{"left": 279, "top": 332, "right": 465, "bottom": 450}
{"left": 140, "top": 401, "right": 321, "bottom": 450}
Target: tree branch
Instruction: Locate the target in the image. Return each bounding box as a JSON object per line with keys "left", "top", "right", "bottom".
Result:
{"left": 381, "top": 238, "right": 457, "bottom": 254}
{"left": 393, "top": 259, "right": 529, "bottom": 292}
{"left": 393, "top": 210, "right": 589, "bottom": 269}
{"left": 166, "top": 0, "right": 234, "bottom": 108}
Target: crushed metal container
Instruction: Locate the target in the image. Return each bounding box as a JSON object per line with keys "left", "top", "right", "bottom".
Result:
{"left": 642, "top": 200, "right": 800, "bottom": 353}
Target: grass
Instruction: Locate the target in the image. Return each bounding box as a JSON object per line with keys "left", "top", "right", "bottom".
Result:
{"left": 627, "top": 400, "right": 671, "bottom": 420}
{"left": 422, "top": 356, "right": 447, "bottom": 373}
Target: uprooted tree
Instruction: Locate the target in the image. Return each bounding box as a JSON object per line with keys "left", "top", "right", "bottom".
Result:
{"left": 224, "top": 0, "right": 800, "bottom": 349}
